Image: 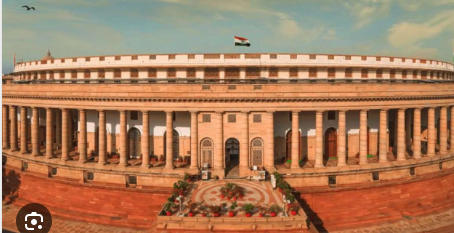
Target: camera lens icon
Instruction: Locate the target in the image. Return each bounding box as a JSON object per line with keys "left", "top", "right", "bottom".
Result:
{"left": 25, "top": 212, "right": 43, "bottom": 230}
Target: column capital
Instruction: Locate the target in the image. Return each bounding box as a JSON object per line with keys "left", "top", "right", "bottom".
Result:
{"left": 266, "top": 110, "right": 275, "bottom": 114}
{"left": 338, "top": 110, "right": 347, "bottom": 113}
{"left": 190, "top": 111, "right": 198, "bottom": 114}
{"left": 398, "top": 108, "right": 406, "bottom": 111}
{"left": 97, "top": 109, "right": 105, "bottom": 112}
{"left": 380, "top": 108, "right": 389, "bottom": 112}
{"left": 141, "top": 110, "right": 149, "bottom": 114}
{"left": 78, "top": 108, "right": 86, "bottom": 112}
{"left": 119, "top": 110, "right": 126, "bottom": 113}
{"left": 316, "top": 110, "right": 324, "bottom": 114}
{"left": 165, "top": 110, "right": 173, "bottom": 114}
{"left": 360, "top": 109, "right": 369, "bottom": 113}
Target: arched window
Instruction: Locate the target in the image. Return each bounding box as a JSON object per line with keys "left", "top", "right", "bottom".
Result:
{"left": 250, "top": 138, "right": 264, "bottom": 167}
{"left": 200, "top": 138, "right": 214, "bottom": 168}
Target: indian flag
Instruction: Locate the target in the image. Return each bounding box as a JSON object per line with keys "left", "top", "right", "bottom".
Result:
{"left": 234, "top": 36, "right": 251, "bottom": 47}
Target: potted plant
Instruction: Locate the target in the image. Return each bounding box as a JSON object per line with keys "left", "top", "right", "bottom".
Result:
{"left": 214, "top": 175, "right": 219, "bottom": 181}
{"left": 208, "top": 204, "right": 222, "bottom": 217}
{"left": 163, "top": 202, "right": 174, "bottom": 216}
{"left": 285, "top": 192, "right": 296, "bottom": 207}
{"left": 219, "top": 187, "right": 227, "bottom": 199}
{"left": 258, "top": 205, "right": 268, "bottom": 217}
{"left": 228, "top": 201, "right": 237, "bottom": 217}
{"left": 150, "top": 155, "right": 157, "bottom": 162}
{"left": 289, "top": 202, "right": 299, "bottom": 216}
{"left": 198, "top": 204, "right": 208, "bottom": 217}
{"left": 269, "top": 204, "right": 280, "bottom": 217}
{"left": 187, "top": 201, "right": 199, "bottom": 217}
{"left": 184, "top": 173, "right": 191, "bottom": 182}
{"left": 243, "top": 203, "right": 254, "bottom": 217}
{"left": 177, "top": 156, "right": 183, "bottom": 163}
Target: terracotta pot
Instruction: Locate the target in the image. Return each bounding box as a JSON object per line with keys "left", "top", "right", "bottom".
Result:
{"left": 166, "top": 211, "right": 172, "bottom": 216}
{"left": 245, "top": 212, "right": 252, "bottom": 217}
{"left": 201, "top": 213, "right": 207, "bottom": 217}
{"left": 233, "top": 197, "right": 237, "bottom": 201}
{"left": 270, "top": 212, "right": 277, "bottom": 217}
{"left": 213, "top": 213, "right": 220, "bottom": 217}
{"left": 259, "top": 213, "right": 264, "bottom": 217}
{"left": 229, "top": 211, "right": 234, "bottom": 217}
{"left": 239, "top": 194, "right": 244, "bottom": 198}
{"left": 151, "top": 158, "right": 157, "bottom": 162}
{"left": 179, "top": 191, "right": 184, "bottom": 196}
{"left": 278, "top": 188, "right": 283, "bottom": 193}
{"left": 287, "top": 203, "right": 292, "bottom": 208}
{"left": 220, "top": 194, "right": 225, "bottom": 198}
{"left": 291, "top": 211, "right": 297, "bottom": 216}
{"left": 188, "top": 212, "right": 194, "bottom": 217}
{"left": 187, "top": 179, "right": 191, "bottom": 182}
{"left": 227, "top": 197, "right": 231, "bottom": 200}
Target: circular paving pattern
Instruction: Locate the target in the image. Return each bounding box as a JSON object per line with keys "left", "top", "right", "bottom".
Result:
{"left": 192, "top": 181, "right": 271, "bottom": 206}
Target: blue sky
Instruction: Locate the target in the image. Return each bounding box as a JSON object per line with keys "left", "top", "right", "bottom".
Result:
{"left": 2, "top": 0, "right": 454, "bottom": 74}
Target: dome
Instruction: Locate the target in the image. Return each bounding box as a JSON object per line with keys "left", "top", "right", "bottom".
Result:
{"left": 41, "top": 49, "right": 54, "bottom": 61}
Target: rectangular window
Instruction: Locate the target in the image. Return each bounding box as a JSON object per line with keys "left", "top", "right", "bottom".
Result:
{"left": 149, "top": 55, "right": 156, "bottom": 60}
{"left": 21, "top": 161, "right": 28, "bottom": 171}
{"left": 420, "top": 59, "right": 426, "bottom": 64}
{"left": 167, "top": 68, "right": 176, "bottom": 78}
{"left": 309, "top": 55, "right": 316, "bottom": 60}
{"left": 204, "top": 54, "right": 220, "bottom": 59}
{"left": 270, "top": 54, "right": 277, "bottom": 59}
{"left": 290, "top": 54, "right": 297, "bottom": 59}
{"left": 87, "top": 172, "right": 94, "bottom": 180}
{"left": 86, "top": 57, "right": 90, "bottom": 62}
{"left": 205, "top": 68, "right": 219, "bottom": 79}
{"left": 128, "top": 175, "right": 137, "bottom": 185}
{"left": 132, "top": 55, "right": 138, "bottom": 60}
{"left": 402, "top": 70, "right": 407, "bottom": 79}
{"left": 328, "top": 55, "right": 334, "bottom": 60}
{"left": 269, "top": 68, "right": 278, "bottom": 77}
{"left": 345, "top": 68, "right": 352, "bottom": 78}
{"left": 309, "top": 68, "right": 317, "bottom": 78}
{"left": 228, "top": 85, "right": 236, "bottom": 90}
{"left": 115, "top": 56, "right": 121, "bottom": 61}
{"left": 376, "top": 69, "right": 383, "bottom": 78}
{"left": 390, "top": 57, "right": 394, "bottom": 62}
{"left": 100, "top": 56, "right": 105, "bottom": 61}
{"left": 61, "top": 59, "right": 65, "bottom": 63}
{"left": 372, "top": 172, "right": 379, "bottom": 181}
{"left": 228, "top": 114, "right": 236, "bottom": 123}
{"left": 187, "top": 68, "right": 196, "bottom": 78}
{"left": 328, "top": 111, "right": 336, "bottom": 120}
{"left": 225, "top": 68, "right": 239, "bottom": 79}
{"left": 376, "top": 57, "right": 381, "bottom": 61}
{"left": 49, "top": 72, "right": 54, "bottom": 79}
{"left": 114, "top": 69, "right": 121, "bottom": 78}
{"left": 345, "top": 56, "right": 351, "bottom": 60}
{"left": 98, "top": 69, "right": 105, "bottom": 78}
{"left": 41, "top": 60, "right": 47, "bottom": 65}
{"left": 169, "top": 54, "right": 176, "bottom": 60}
{"left": 60, "top": 71, "right": 65, "bottom": 79}
{"left": 202, "top": 114, "right": 211, "bottom": 122}
{"left": 361, "top": 56, "right": 367, "bottom": 61}
{"left": 131, "top": 69, "right": 138, "bottom": 78}
{"left": 289, "top": 67, "right": 298, "bottom": 78}
{"left": 328, "top": 68, "right": 335, "bottom": 78}
{"left": 361, "top": 69, "right": 368, "bottom": 78}
{"left": 71, "top": 70, "right": 77, "bottom": 79}
{"left": 148, "top": 68, "right": 157, "bottom": 78}
{"left": 202, "top": 85, "right": 210, "bottom": 90}
{"left": 84, "top": 70, "right": 90, "bottom": 79}
{"left": 410, "top": 167, "right": 415, "bottom": 176}
{"left": 225, "top": 54, "right": 240, "bottom": 59}
{"left": 253, "top": 114, "right": 262, "bottom": 123}
{"left": 245, "top": 54, "right": 260, "bottom": 59}
{"left": 390, "top": 70, "right": 396, "bottom": 79}
{"left": 328, "top": 175, "right": 336, "bottom": 185}
{"left": 73, "top": 58, "right": 77, "bottom": 62}
{"left": 246, "top": 67, "right": 260, "bottom": 78}
{"left": 130, "top": 111, "right": 138, "bottom": 120}
{"left": 254, "top": 85, "right": 262, "bottom": 90}
{"left": 188, "top": 54, "right": 195, "bottom": 59}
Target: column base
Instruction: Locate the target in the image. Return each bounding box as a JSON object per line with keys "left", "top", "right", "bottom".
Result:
{"left": 379, "top": 159, "right": 389, "bottom": 163}
{"left": 337, "top": 163, "right": 347, "bottom": 167}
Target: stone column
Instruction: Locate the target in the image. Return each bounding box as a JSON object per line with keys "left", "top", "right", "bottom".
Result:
{"left": 315, "top": 111, "right": 324, "bottom": 168}
{"left": 32, "top": 108, "right": 39, "bottom": 156}
{"left": 397, "top": 108, "right": 406, "bottom": 161}
{"left": 78, "top": 109, "right": 87, "bottom": 162}
{"left": 440, "top": 106, "right": 448, "bottom": 155}
{"left": 190, "top": 111, "right": 198, "bottom": 169}
{"left": 451, "top": 107, "right": 454, "bottom": 155}
{"left": 56, "top": 109, "right": 61, "bottom": 146}
{"left": 165, "top": 111, "right": 174, "bottom": 169}
{"left": 119, "top": 110, "right": 128, "bottom": 166}
{"left": 359, "top": 110, "right": 368, "bottom": 164}
{"left": 240, "top": 111, "right": 250, "bottom": 170}
{"left": 141, "top": 111, "right": 149, "bottom": 168}
{"left": 9, "top": 106, "right": 18, "bottom": 151}
{"left": 20, "top": 107, "right": 28, "bottom": 153}
{"left": 3, "top": 105, "right": 9, "bottom": 149}
{"left": 46, "top": 108, "right": 54, "bottom": 158}
{"left": 291, "top": 111, "right": 300, "bottom": 169}
{"left": 99, "top": 110, "right": 107, "bottom": 165}
{"left": 337, "top": 110, "right": 346, "bottom": 166}
{"left": 379, "top": 109, "right": 388, "bottom": 163}
{"left": 265, "top": 111, "right": 275, "bottom": 169}
{"left": 61, "top": 109, "right": 69, "bottom": 160}
{"left": 427, "top": 108, "right": 435, "bottom": 157}
{"left": 214, "top": 112, "right": 224, "bottom": 170}
{"left": 413, "top": 108, "right": 421, "bottom": 159}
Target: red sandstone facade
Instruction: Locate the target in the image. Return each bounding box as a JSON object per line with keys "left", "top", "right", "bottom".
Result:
{"left": 3, "top": 52, "right": 454, "bottom": 231}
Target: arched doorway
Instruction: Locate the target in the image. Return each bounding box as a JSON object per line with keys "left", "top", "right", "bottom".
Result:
{"left": 225, "top": 138, "right": 240, "bottom": 177}
{"left": 285, "top": 130, "right": 301, "bottom": 162}
{"left": 200, "top": 138, "right": 214, "bottom": 168}
{"left": 250, "top": 138, "right": 264, "bottom": 167}
{"left": 128, "top": 127, "right": 141, "bottom": 159}
{"left": 164, "top": 129, "right": 180, "bottom": 160}
{"left": 324, "top": 128, "right": 337, "bottom": 160}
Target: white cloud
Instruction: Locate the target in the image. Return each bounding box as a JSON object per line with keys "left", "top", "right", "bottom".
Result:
{"left": 398, "top": 0, "right": 454, "bottom": 11}
{"left": 343, "top": 0, "right": 392, "bottom": 29}
{"left": 388, "top": 11, "right": 454, "bottom": 47}
{"left": 323, "top": 29, "right": 338, "bottom": 40}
